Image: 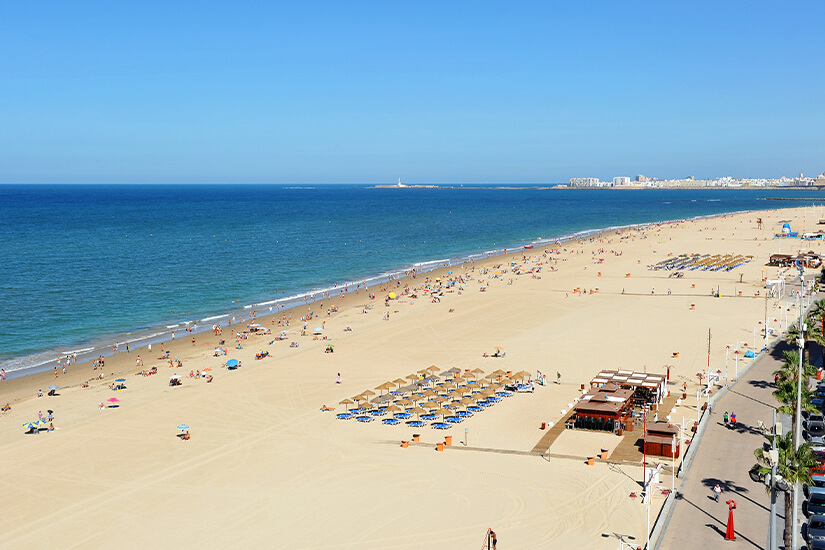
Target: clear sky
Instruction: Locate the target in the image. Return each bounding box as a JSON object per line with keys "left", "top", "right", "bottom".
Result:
{"left": 2, "top": 2, "right": 823, "bottom": 183}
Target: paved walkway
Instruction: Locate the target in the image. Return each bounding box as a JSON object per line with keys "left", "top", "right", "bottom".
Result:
{"left": 657, "top": 342, "right": 789, "bottom": 550}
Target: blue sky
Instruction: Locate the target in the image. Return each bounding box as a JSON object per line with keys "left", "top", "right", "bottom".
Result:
{"left": 1, "top": 2, "right": 823, "bottom": 183}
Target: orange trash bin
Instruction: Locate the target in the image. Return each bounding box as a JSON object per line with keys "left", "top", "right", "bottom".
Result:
{"left": 445, "top": 435, "right": 452, "bottom": 446}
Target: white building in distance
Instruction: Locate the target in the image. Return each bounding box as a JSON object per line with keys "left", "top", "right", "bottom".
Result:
{"left": 613, "top": 176, "right": 631, "bottom": 186}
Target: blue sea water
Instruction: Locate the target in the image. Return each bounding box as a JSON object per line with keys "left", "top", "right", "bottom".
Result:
{"left": 0, "top": 184, "right": 817, "bottom": 375}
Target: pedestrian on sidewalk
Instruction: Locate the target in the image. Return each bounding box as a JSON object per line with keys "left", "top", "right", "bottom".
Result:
{"left": 730, "top": 412, "right": 736, "bottom": 428}
{"left": 713, "top": 484, "right": 722, "bottom": 502}
{"left": 723, "top": 411, "right": 729, "bottom": 427}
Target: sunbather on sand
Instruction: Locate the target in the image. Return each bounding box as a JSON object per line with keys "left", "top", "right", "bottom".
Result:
{"left": 320, "top": 405, "right": 335, "bottom": 412}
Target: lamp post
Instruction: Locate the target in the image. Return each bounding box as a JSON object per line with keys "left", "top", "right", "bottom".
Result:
{"left": 792, "top": 263, "right": 805, "bottom": 550}
{"left": 725, "top": 346, "right": 730, "bottom": 387}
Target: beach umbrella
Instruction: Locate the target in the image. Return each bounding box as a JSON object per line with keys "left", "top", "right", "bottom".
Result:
{"left": 23, "top": 422, "right": 37, "bottom": 431}
{"left": 435, "top": 407, "right": 451, "bottom": 419}
{"left": 471, "top": 368, "right": 484, "bottom": 376}
{"left": 339, "top": 398, "right": 354, "bottom": 411}
{"left": 351, "top": 395, "right": 365, "bottom": 402}
{"left": 411, "top": 406, "right": 426, "bottom": 417}
{"left": 454, "top": 386, "right": 470, "bottom": 395}
{"left": 385, "top": 404, "right": 401, "bottom": 414}
{"left": 422, "top": 401, "right": 439, "bottom": 410}
{"left": 423, "top": 389, "right": 437, "bottom": 397}
{"left": 177, "top": 424, "right": 189, "bottom": 431}
{"left": 107, "top": 398, "right": 120, "bottom": 403}
{"left": 396, "top": 398, "right": 413, "bottom": 407}
{"left": 417, "top": 368, "right": 429, "bottom": 374}
{"left": 170, "top": 374, "right": 181, "bottom": 380}
{"left": 388, "top": 292, "right": 397, "bottom": 299}
{"left": 441, "top": 383, "right": 456, "bottom": 391}
{"left": 460, "top": 397, "right": 476, "bottom": 407}
{"left": 47, "top": 385, "right": 59, "bottom": 391}
{"left": 115, "top": 378, "right": 126, "bottom": 383}
{"left": 202, "top": 368, "right": 212, "bottom": 372}
{"left": 361, "top": 389, "right": 375, "bottom": 398}
{"left": 393, "top": 378, "right": 406, "bottom": 387}
{"left": 226, "top": 359, "right": 239, "bottom": 368}
{"left": 467, "top": 382, "right": 481, "bottom": 389}
{"left": 405, "top": 374, "right": 419, "bottom": 381}
{"left": 492, "top": 369, "right": 506, "bottom": 376}
{"left": 375, "top": 381, "right": 394, "bottom": 391}
{"left": 280, "top": 330, "right": 289, "bottom": 334}
{"left": 433, "top": 395, "right": 448, "bottom": 403}
{"left": 426, "top": 365, "right": 440, "bottom": 373}
{"left": 453, "top": 377, "right": 466, "bottom": 384}
{"left": 493, "top": 346, "right": 504, "bottom": 351}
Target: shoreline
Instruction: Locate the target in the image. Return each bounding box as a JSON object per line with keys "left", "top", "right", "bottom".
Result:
{"left": 1, "top": 205, "right": 773, "bottom": 381}
{"left": 1, "top": 204, "right": 819, "bottom": 548}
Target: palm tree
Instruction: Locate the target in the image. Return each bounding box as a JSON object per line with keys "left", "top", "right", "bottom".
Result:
{"left": 754, "top": 431, "right": 817, "bottom": 550}
{"left": 773, "top": 377, "right": 816, "bottom": 439}
{"left": 773, "top": 350, "right": 817, "bottom": 438}
{"left": 809, "top": 299, "right": 825, "bottom": 336}
{"left": 774, "top": 350, "right": 817, "bottom": 384}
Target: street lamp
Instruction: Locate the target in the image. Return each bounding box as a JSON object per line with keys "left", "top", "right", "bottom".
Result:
{"left": 760, "top": 410, "right": 783, "bottom": 550}
{"left": 792, "top": 263, "right": 806, "bottom": 550}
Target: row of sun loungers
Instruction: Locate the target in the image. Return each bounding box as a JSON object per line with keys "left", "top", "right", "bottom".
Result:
{"left": 651, "top": 253, "right": 752, "bottom": 273}
{"left": 337, "top": 387, "right": 514, "bottom": 428}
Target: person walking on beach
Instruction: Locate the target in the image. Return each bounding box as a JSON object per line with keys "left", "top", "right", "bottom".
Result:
{"left": 723, "top": 411, "right": 729, "bottom": 427}
{"left": 556, "top": 372, "right": 561, "bottom": 384}
{"left": 489, "top": 530, "right": 497, "bottom": 549}
{"left": 713, "top": 483, "right": 722, "bottom": 502}
{"left": 336, "top": 373, "right": 341, "bottom": 384}
{"left": 730, "top": 412, "right": 736, "bottom": 428}
{"left": 1, "top": 368, "right": 4, "bottom": 382}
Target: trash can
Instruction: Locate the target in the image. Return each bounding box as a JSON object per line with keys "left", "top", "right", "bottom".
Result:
{"left": 445, "top": 435, "right": 452, "bottom": 446}
{"left": 401, "top": 440, "right": 409, "bottom": 448}
{"left": 413, "top": 433, "right": 420, "bottom": 442}
{"left": 436, "top": 442, "right": 444, "bottom": 452}
{"left": 587, "top": 456, "right": 595, "bottom": 466}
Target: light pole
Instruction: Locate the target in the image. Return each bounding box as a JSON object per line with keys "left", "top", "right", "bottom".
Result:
{"left": 792, "top": 263, "right": 805, "bottom": 550}
{"left": 725, "top": 346, "right": 730, "bottom": 387}
{"left": 769, "top": 408, "right": 780, "bottom": 550}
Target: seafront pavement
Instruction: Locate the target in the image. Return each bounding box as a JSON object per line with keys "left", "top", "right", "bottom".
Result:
{"left": 657, "top": 337, "right": 807, "bottom": 550}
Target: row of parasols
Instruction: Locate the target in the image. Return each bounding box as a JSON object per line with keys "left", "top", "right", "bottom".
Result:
{"left": 336, "top": 365, "right": 534, "bottom": 428}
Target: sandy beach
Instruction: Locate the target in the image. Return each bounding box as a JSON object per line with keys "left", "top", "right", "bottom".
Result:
{"left": 2, "top": 204, "right": 823, "bottom": 549}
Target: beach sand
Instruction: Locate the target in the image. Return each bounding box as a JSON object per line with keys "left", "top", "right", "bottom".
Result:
{"left": 1, "top": 204, "right": 822, "bottom": 549}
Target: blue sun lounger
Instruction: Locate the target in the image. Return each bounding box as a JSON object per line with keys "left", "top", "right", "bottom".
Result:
{"left": 336, "top": 412, "right": 354, "bottom": 420}
{"left": 382, "top": 418, "right": 400, "bottom": 426}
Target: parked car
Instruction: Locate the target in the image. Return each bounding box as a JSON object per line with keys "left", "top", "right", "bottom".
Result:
{"left": 809, "top": 514, "right": 825, "bottom": 545}
{"left": 810, "top": 413, "right": 825, "bottom": 424}
{"left": 808, "top": 487, "right": 825, "bottom": 516}
{"left": 809, "top": 421, "right": 825, "bottom": 439}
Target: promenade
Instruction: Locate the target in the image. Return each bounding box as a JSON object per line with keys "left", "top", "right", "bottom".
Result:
{"left": 658, "top": 339, "right": 802, "bottom": 550}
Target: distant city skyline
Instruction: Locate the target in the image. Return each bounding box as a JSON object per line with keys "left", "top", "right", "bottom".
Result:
{"left": 1, "top": 2, "right": 824, "bottom": 184}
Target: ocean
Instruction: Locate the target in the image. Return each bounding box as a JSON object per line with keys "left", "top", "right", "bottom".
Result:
{"left": 0, "top": 184, "right": 817, "bottom": 377}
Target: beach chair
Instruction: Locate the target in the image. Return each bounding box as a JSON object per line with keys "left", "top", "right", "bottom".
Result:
{"left": 355, "top": 415, "right": 373, "bottom": 423}
{"left": 336, "top": 412, "right": 354, "bottom": 420}
{"left": 382, "top": 418, "right": 401, "bottom": 426}
{"left": 406, "top": 420, "right": 427, "bottom": 428}
{"left": 431, "top": 422, "right": 451, "bottom": 430}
